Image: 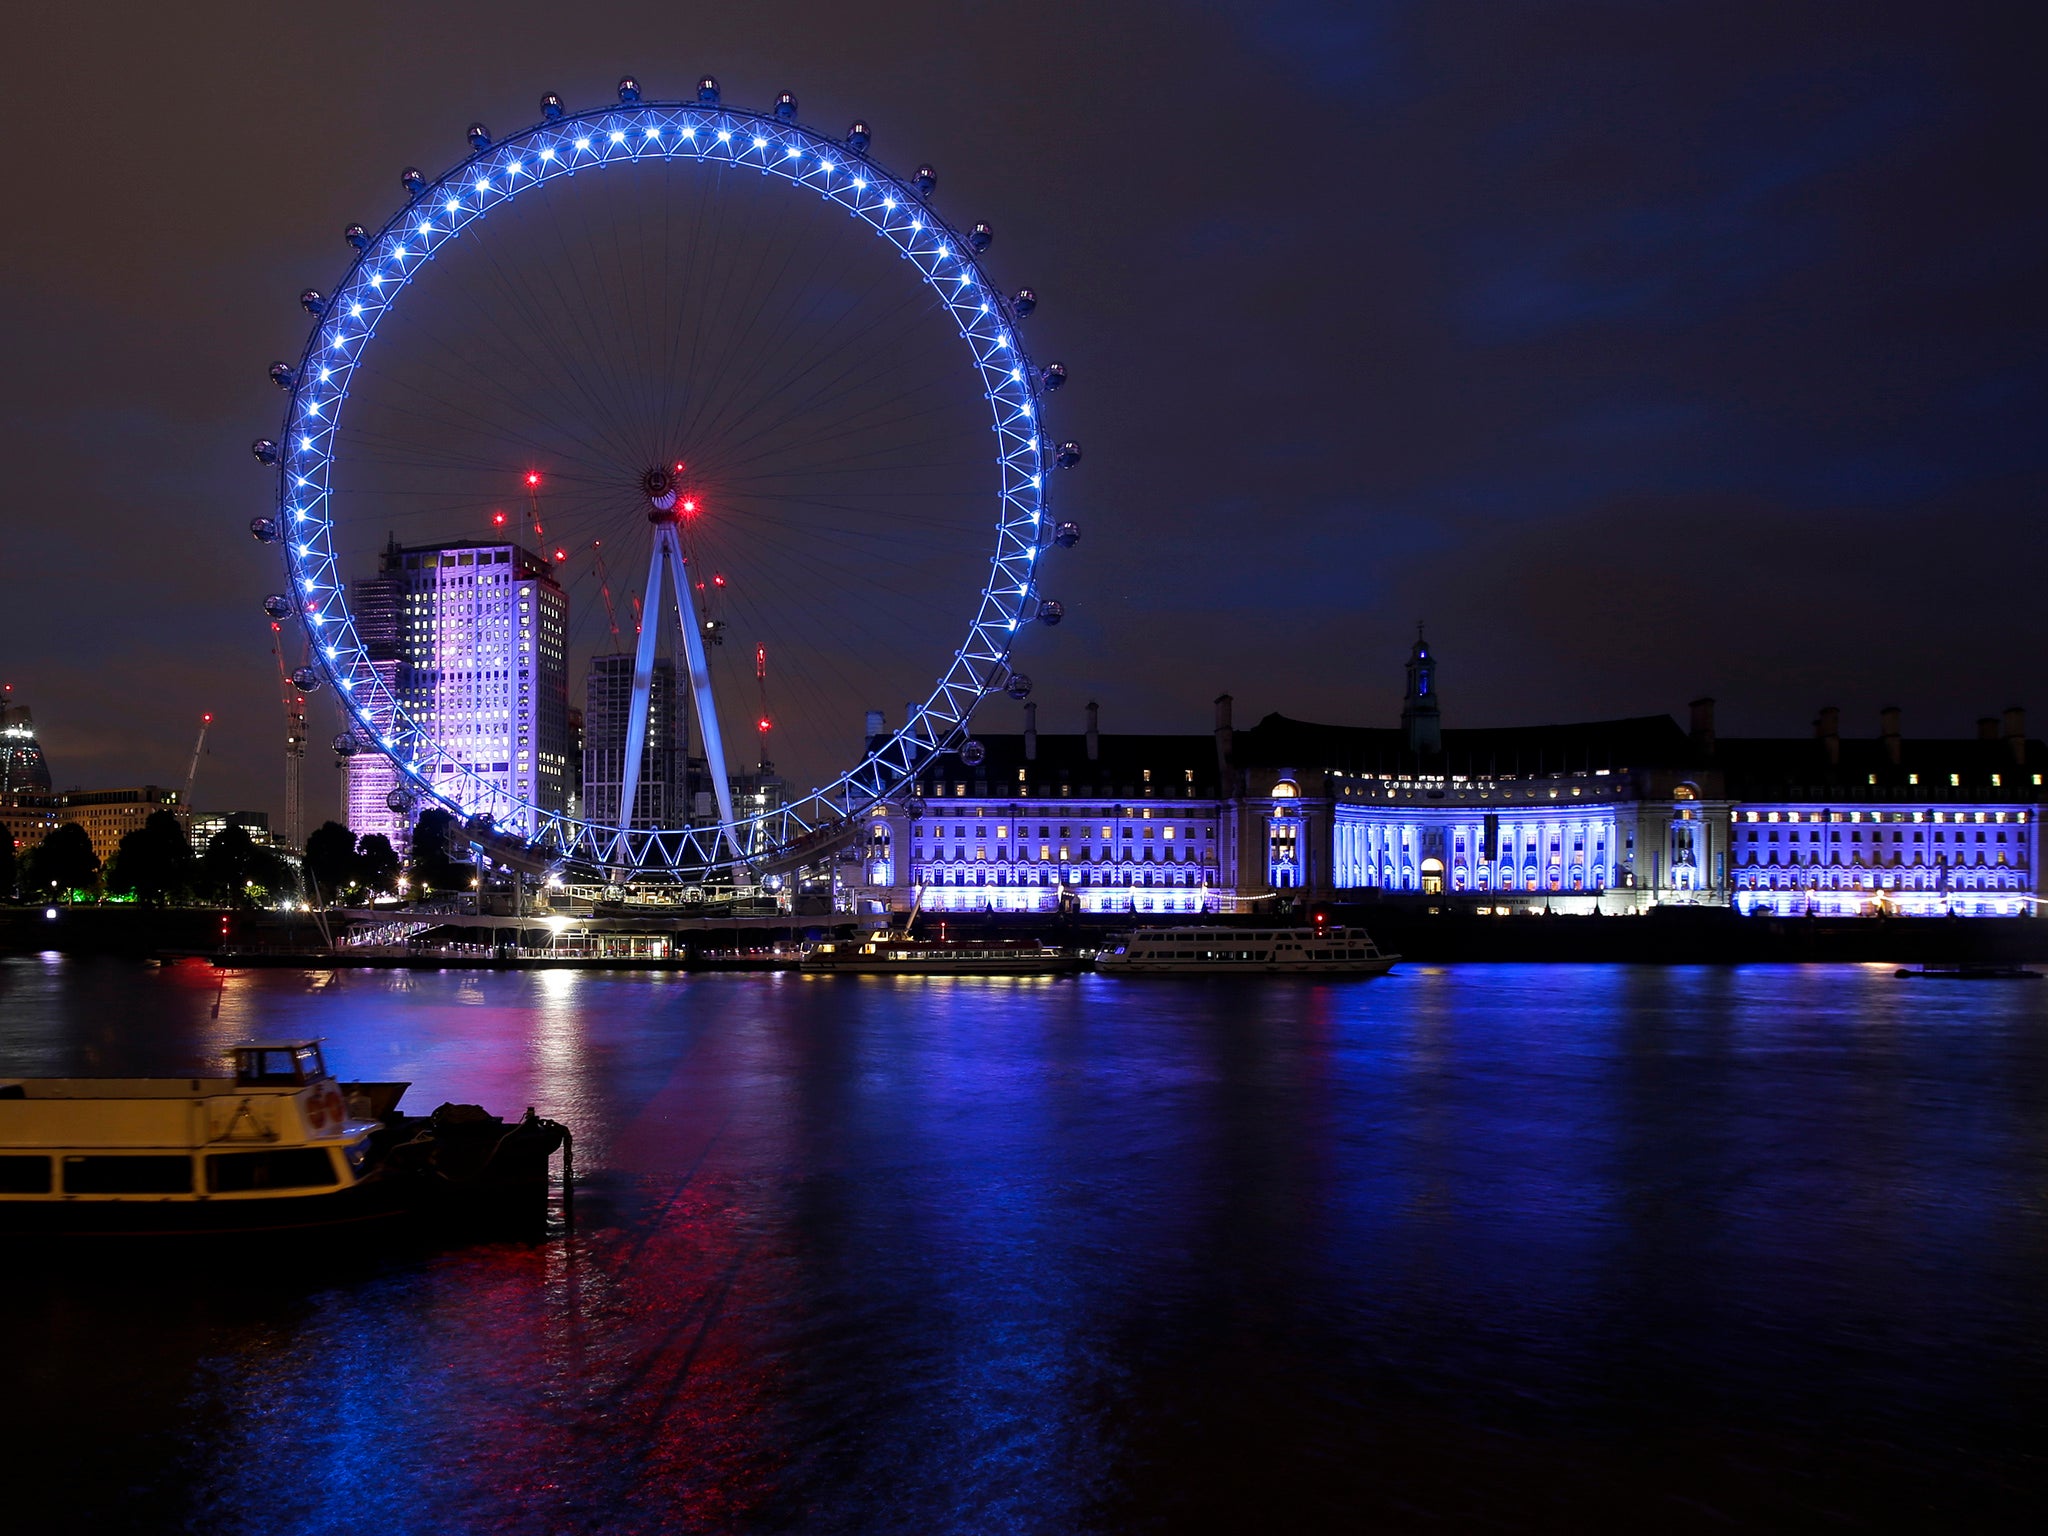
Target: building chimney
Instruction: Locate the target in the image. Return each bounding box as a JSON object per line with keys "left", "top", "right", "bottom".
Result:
{"left": 1880, "top": 705, "right": 1901, "bottom": 765}
{"left": 2005, "top": 706, "right": 2027, "bottom": 765}
{"left": 1214, "top": 693, "right": 1234, "bottom": 774}
{"left": 1816, "top": 705, "right": 1840, "bottom": 765}
{"left": 1085, "top": 700, "right": 1099, "bottom": 762}
{"left": 1688, "top": 697, "right": 1715, "bottom": 753}
{"left": 864, "top": 709, "right": 884, "bottom": 748}
{"left": 1023, "top": 701, "right": 1038, "bottom": 761}
{"left": 1977, "top": 717, "right": 2000, "bottom": 742}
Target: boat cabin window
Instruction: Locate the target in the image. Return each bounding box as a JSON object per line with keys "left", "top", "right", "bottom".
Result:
{"left": 207, "top": 1149, "right": 340, "bottom": 1192}
{"left": 234, "top": 1045, "right": 327, "bottom": 1087}
{"left": 0, "top": 1155, "right": 52, "bottom": 1193}
{"left": 63, "top": 1155, "right": 193, "bottom": 1195}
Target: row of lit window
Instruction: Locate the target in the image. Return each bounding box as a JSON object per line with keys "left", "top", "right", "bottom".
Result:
{"left": 1738, "top": 808, "right": 2030, "bottom": 824}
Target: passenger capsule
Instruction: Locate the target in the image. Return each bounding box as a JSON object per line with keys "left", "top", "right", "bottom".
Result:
{"left": 774, "top": 92, "right": 798, "bottom": 122}
{"left": 290, "top": 666, "right": 323, "bottom": 691}
{"left": 541, "top": 92, "right": 565, "bottom": 120}
{"left": 912, "top": 164, "right": 936, "bottom": 198}
{"left": 968, "top": 222, "right": 993, "bottom": 253}
{"left": 1012, "top": 287, "right": 1037, "bottom": 318}
{"left": 262, "top": 594, "right": 295, "bottom": 621}
{"left": 251, "top": 438, "right": 279, "bottom": 466}
{"left": 385, "top": 788, "right": 413, "bottom": 815}
{"left": 616, "top": 76, "right": 640, "bottom": 103}
{"left": 846, "top": 120, "right": 871, "bottom": 153}
{"left": 467, "top": 122, "right": 492, "bottom": 153}
{"left": 1005, "top": 673, "right": 1033, "bottom": 700}
{"left": 299, "top": 288, "right": 326, "bottom": 317}
{"left": 1036, "top": 599, "right": 1065, "bottom": 626}
{"left": 1052, "top": 520, "right": 1081, "bottom": 549}
{"left": 1040, "top": 361, "right": 1067, "bottom": 391}
{"left": 268, "top": 361, "right": 296, "bottom": 390}
{"left": 1054, "top": 441, "right": 1082, "bottom": 469}
{"left": 344, "top": 223, "right": 370, "bottom": 252}
{"left": 331, "top": 733, "right": 359, "bottom": 757}
{"left": 249, "top": 517, "right": 281, "bottom": 543}
{"left": 906, "top": 795, "right": 928, "bottom": 817}
{"left": 960, "top": 740, "right": 987, "bottom": 767}
{"left": 697, "top": 76, "right": 721, "bottom": 105}
{"left": 401, "top": 166, "right": 425, "bottom": 198}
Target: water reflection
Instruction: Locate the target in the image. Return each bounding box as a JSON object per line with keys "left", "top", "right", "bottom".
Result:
{"left": 1, "top": 958, "right": 2044, "bottom": 1531}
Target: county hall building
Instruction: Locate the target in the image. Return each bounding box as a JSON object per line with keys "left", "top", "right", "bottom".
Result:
{"left": 847, "top": 634, "right": 2041, "bottom": 920}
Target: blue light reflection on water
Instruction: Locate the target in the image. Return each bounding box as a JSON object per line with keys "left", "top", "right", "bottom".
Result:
{"left": 1, "top": 957, "right": 2044, "bottom": 1532}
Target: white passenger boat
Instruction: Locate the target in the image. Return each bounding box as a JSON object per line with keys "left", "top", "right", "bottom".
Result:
{"left": 1093, "top": 924, "right": 1398, "bottom": 976}
{"left": 800, "top": 935, "right": 1085, "bottom": 975}
{"left": 0, "top": 1040, "right": 569, "bottom": 1237}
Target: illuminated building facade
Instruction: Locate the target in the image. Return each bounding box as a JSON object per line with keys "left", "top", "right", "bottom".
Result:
{"left": 851, "top": 702, "right": 1227, "bottom": 915}
{"left": 1721, "top": 707, "right": 2041, "bottom": 916}
{"left": 845, "top": 636, "right": 2040, "bottom": 921}
{"left": 25, "top": 786, "right": 186, "bottom": 865}
{"left": 387, "top": 541, "right": 571, "bottom": 835}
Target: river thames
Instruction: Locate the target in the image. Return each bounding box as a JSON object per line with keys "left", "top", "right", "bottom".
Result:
{"left": 1, "top": 957, "right": 2043, "bottom": 1532}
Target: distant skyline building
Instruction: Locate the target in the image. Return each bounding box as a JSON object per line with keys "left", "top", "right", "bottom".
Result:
{"left": 342, "top": 541, "right": 408, "bottom": 850}
{"left": 583, "top": 654, "right": 685, "bottom": 830}
{"left": 1, "top": 702, "right": 53, "bottom": 794}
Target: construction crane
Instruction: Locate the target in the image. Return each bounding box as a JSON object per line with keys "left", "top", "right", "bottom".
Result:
{"left": 182, "top": 712, "right": 213, "bottom": 810}
{"left": 269, "top": 622, "right": 307, "bottom": 848}
{"left": 524, "top": 470, "right": 546, "bottom": 543}
{"left": 590, "top": 541, "right": 623, "bottom": 650}
{"left": 755, "top": 644, "right": 774, "bottom": 773}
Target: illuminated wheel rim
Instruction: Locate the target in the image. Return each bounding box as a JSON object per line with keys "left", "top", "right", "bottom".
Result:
{"left": 270, "top": 96, "right": 1059, "bottom": 881}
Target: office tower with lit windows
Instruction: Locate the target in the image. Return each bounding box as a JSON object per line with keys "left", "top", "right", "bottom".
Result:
{"left": 384, "top": 541, "right": 571, "bottom": 833}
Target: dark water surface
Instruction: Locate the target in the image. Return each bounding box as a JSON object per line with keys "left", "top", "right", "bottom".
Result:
{"left": 2, "top": 957, "right": 2044, "bottom": 1533}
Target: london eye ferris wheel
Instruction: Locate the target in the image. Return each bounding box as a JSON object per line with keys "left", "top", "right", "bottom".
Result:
{"left": 251, "top": 77, "right": 1082, "bottom": 885}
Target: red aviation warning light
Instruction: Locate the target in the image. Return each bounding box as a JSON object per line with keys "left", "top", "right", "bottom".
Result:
{"left": 712, "top": 573, "right": 726, "bottom": 588}
{"left": 525, "top": 472, "right": 541, "bottom": 487}
{"left": 681, "top": 497, "right": 697, "bottom": 515}
{"left": 554, "top": 548, "right": 567, "bottom": 563}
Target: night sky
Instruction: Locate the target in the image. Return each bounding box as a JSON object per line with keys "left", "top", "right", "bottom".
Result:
{"left": 4, "top": 1, "right": 2042, "bottom": 819}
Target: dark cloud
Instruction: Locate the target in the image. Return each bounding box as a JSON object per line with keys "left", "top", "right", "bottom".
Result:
{"left": 2, "top": 1, "right": 2042, "bottom": 816}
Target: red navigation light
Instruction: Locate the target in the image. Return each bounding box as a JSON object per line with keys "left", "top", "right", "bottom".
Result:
{"left": 758, "top": 716, "right": 772, "bottom": 733}
{"left": 554, "top": 548, "right": 567, "bottom": 562}
{"left": 525, "top": 472, "right": 541, "bottom": 487}
{"left": 673, "top": 460, "right": 686, "bottom": 474}
{"left": 681, "top": 498, "right": 697, "bottom": 514}
{"left": 202, "top": 712, "right": 213, "bottom": 724}
{"left": 712, "top": 573, "right": 725, "bottom": 588}
{"left": 492, "top": 511, "right": 507, "bottom": 527}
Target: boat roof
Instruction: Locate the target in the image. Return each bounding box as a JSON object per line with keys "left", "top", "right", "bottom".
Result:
{"left": 232, "top": 1040, "right": 323, "bottom": 1052}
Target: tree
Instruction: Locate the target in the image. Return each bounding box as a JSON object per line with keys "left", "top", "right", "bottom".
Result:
{"left": 0, "top": 836, "right": 14, "bottom": 902}
{"left": 410, "top": 809, "right": 472, "bottom": 893}
{"left": 304, "top": 820, "right": 359, "bottom": 903}
{"left": 25, "top": 823, "right": 100, "bottom": 903}
{"left": 200, "top": 824, "right": 292, "bottom": 909}
{"left": 107, "top": 810, "right": 196, "bottom": 907}
{"left": 357, "top": 833, "right": 401, "bottom": 897}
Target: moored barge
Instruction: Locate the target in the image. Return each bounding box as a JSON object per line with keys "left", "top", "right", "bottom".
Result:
{"left": 0, "top": 1040, "right": 569, "bottom": 1237}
